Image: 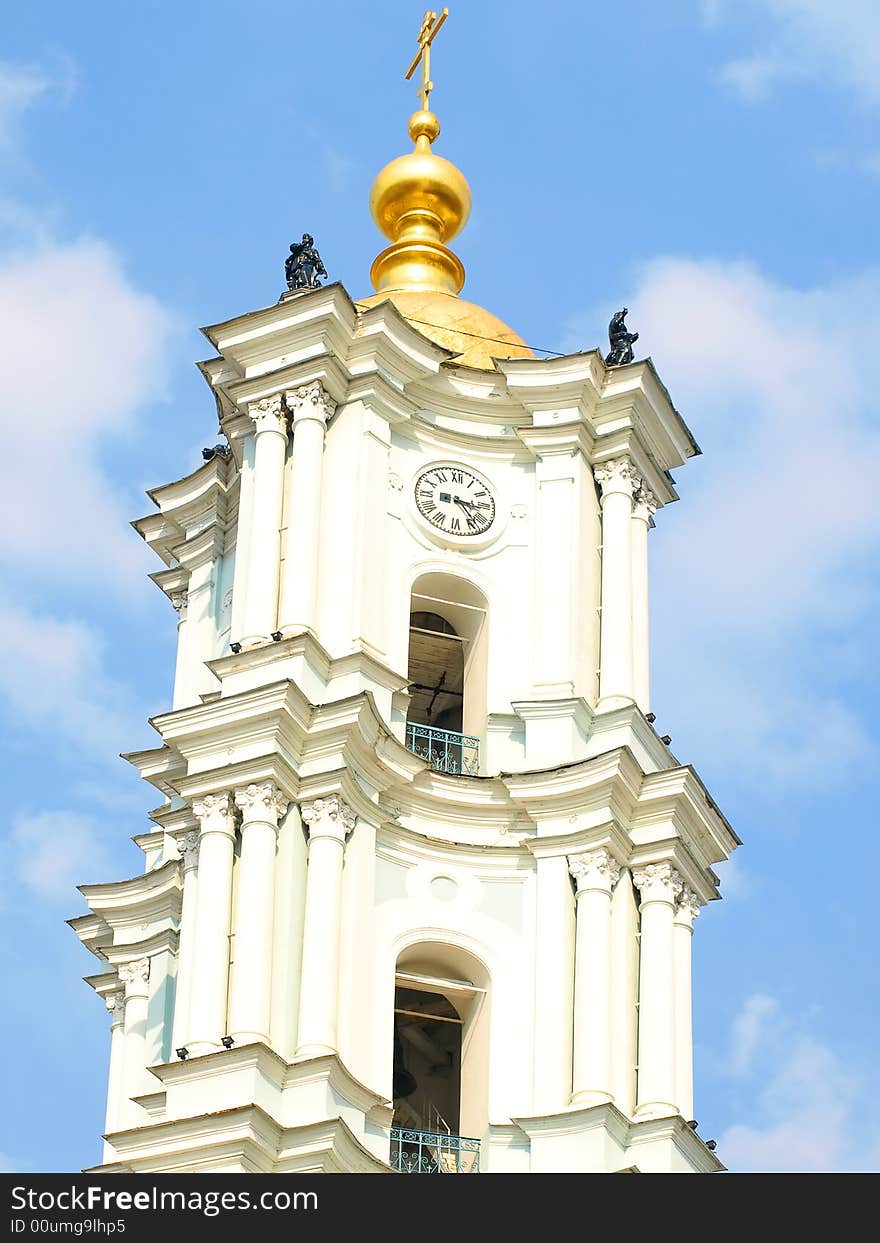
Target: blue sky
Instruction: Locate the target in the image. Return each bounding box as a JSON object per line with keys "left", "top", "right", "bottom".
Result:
{"left": 0, "top": 1, "right": 877, "bottom": 1173}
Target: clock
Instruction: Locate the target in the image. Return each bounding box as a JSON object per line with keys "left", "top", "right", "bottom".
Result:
{"left": 414, "top": 463, "right": 497, "bottom": 539}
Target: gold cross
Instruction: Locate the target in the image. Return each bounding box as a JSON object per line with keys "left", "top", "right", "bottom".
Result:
{"left": 405, "top": 7, "right": 449, "bottom": 112}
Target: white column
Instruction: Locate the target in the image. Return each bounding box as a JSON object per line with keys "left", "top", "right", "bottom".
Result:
{"left": 228, "top": 782, "right": 289, "bottom": 1046}
{"left": 633, "top": 863, "right": 681, "bottom": 1119}
{"left": 170, "top": 590, "right": 190, "bottom": 711}
{"left": 102, "top": 988, "right": 126, "bottom": 1159}
{"left": 171, "top": 830, "right": 200, "bottom": 1052}
{"left": 674, "top": 885, "right": 702, "bottom": 1122}
{"left": 595, "top": 457, "right": 637, "bottom": 709}
{"left": 186, "top": 792, "right": 236, "bottom": 1055}
{"left": 532, "top": 853, "right": 576, "bottom": 1112}
{"left": 295, "top": 796, "right": 355, "bottom": 1058}
{"left": 229, "top": 433, "right": 256, "bottom": 643}
{"left": 118, "top": 957, "right": 150, "bottom": 1128}
{"left": 277, "top": 382, "right": 335, "bottom": 636}
{"left": 631, "top": 481, "right": 657, "bottom": 714}
{"left": 568, "top": 848, "right": 620, "bottom": 1106}
{"left": 238, "top": 394, "right": 288, "bottom": 647}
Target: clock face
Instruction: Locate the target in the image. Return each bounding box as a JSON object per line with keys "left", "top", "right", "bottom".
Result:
{"left": 414, "top": 464, "right": 496, "bottom": 538}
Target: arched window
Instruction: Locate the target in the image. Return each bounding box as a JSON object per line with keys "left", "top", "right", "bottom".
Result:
{"left": 389, "top": 943, "right": 489, "bottom": 1174}
{"left": 405, "top": 573, "right": 488, "bottom": 776}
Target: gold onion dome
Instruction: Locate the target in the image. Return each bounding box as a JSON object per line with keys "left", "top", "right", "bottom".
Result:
{"left": 361, "top": 18, "right": 533, "bottom": 370}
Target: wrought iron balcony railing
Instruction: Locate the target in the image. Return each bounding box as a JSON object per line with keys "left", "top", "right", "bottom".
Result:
{"left": 405, "top": 723, "right": 479, "bottom": 776}
{"left": 390, "top": 1127, "right": 480, "bottom": 1174}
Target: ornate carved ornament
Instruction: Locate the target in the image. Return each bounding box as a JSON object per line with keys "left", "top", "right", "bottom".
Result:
{"left": 234, "top": 781, "right": 290, "bottom": 826}
{"left": 119, "top": 957, "right": 150, "bottom": 993}
{"left": 632, "top": 481, "right": 659, "bottom": 521}
{"left": 301, "top": 795, "right": 356, "bottom": 843}
{"left": 192, "top": 792, "right": 236, "bottom": 837}
{"left": 632, "top": 861, "right": 683, "bottom": 904}
{"left": 246, "top": 393, "right": 286, "bottom": 434}
{"left": 675, "top": 885, "right": 704, "bottom": 926}
{"left": 105, "top": 988, "right": 126, "bottom": 1026}
{"left": 284, "top": 382, "right": 336, "bottom": 426}
{"left": 169, "top": 589, "right": 188, "bottom": 616}
{"left": 177, "top": 829, "right": 201, "bottom": 870}
{"left": 593, "top": 456, "right": 638, "bottom": 499}
{"left": 568, "top": 847, "right": 621, "bottom": 895}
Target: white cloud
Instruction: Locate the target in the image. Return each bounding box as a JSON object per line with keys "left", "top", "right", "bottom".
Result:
{"left": 10, "top": 809, "right": 111, "bottom": 901}
{"left": 706, "top": 1, "right": 880, "bottom": 108}
{"left": 567, "top": 257, "right": 880, "bottom": 789}
{"left": 730, "top": 993, "right": 778, "bottom": 1073}
{"left": 719, "top": 993, "right": 879, "bottom": 1171}
{"left": 0, "top": 239, "right": 174, "bottom": 590}
{"left": 0, "top": 604, "right": 145, "bottom": 757}
{"left": 714, "top": 856, "right": 759, "bottom": 903}
{"left": 0, "top": 57, "right": 76, "bottom": 153}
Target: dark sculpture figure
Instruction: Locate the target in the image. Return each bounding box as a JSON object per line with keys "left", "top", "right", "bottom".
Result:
{"left": 285, "top": 233, "right": 327, "bottom": 291}
{"left": 605, "top": 307, "right": 639, "bottom": 366}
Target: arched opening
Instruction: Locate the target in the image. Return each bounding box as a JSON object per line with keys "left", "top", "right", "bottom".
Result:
{"left": 389, "top": 943, "right": 489, "bottom": 1173}
{"left": 405, "top": 573, "right": 488, "bottom": 776}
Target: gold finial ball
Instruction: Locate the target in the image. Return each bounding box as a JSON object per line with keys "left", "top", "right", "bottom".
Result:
{"left": 369, "top": 115, "right": 471, "bottom": 249}
{"left": 408, "top": 109, "right": 441, "bottom": 144}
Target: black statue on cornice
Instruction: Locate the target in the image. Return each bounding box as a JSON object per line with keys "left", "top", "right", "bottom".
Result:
{"left": 285, "top": 233, "right": 327, "bottom": 292}
{"left": 605, "top": 307, "right": 639, "bottom": 367}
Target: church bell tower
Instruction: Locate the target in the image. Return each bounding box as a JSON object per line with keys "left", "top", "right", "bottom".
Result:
{"left": 70, "top": 9, "right": 738, "bottom": 1174}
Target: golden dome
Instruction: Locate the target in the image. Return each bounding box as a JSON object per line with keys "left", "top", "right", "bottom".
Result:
{"left": 364, "top": 69, "right": 533, "bottom": 368}
{"left": 358, "top": 287, "right": 533, "bottom": 370}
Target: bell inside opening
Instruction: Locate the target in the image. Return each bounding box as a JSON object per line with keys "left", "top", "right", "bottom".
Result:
{"left": 392, "top": 985, "right": 462, "bottom": 1135}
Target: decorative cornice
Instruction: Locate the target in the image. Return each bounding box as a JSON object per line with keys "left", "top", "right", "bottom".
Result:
{"left": 301, "top": 795, "right": 356, "bottom": 844}
{"left": 191, "top": 792, "right": 235, "bottom": 838}
{"left": 118, "top": 957, "right": 150, "bottom": 994}
{"left": 568, "top": 847, "right": 621, "bottom": 895}
{"left": 593, "top": 456, "right": 637, "bottom": 498}
{"left": 246, "top": 393, "right": 286, "bottom": 434}
{"left": 234, "top": 781, "right": 289, "bottom": 826}
{"left": 284, "top": 381, "right": 336, "bottom": 426}
{"left": 632, "top": 861, "right": 682, "bottom": 905}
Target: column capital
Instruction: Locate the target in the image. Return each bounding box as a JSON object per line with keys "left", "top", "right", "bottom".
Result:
{"left": 192, "top": 791, "right": 236, "bottom": 838}
{"left": 633, "top": 861, "right": 682, "bottom": 905}
{"left": 674, "top": 885, "right": 704, "bottom": 928}
{"left": 234, "top": 781, "right": 289, "bottom": 827}
{"left": 632, "top": 481, "right": 659, "bottom": 522}
{"left": 169, "top": 588, "right": 188, "bottom": 616}
{"left": 568, "top": 847, "right": 621, "bottom": 895}
{"left": 177, "top": 829, "right": 201, "bottom": 871}
{"left": 301, "top": 795, "right": 355, "bottom": 843}
{"left": 284, "top": 381, "right": 336, "bottom": 426}
{"left": 594, "top": 456, "right": 637, "bottom": 499}
{"left": 246, "top": 393, "right": 287, "bottom": 434}
{"left": 106, "top": 988, "right": 126, "bottom": 1029}
{"left": 118, "top": 957, "right": 150, "bottom": 997}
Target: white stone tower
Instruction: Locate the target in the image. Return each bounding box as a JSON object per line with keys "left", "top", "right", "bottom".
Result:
{"left": 70, "top": 13, "right": 737, "bottom": 1174}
